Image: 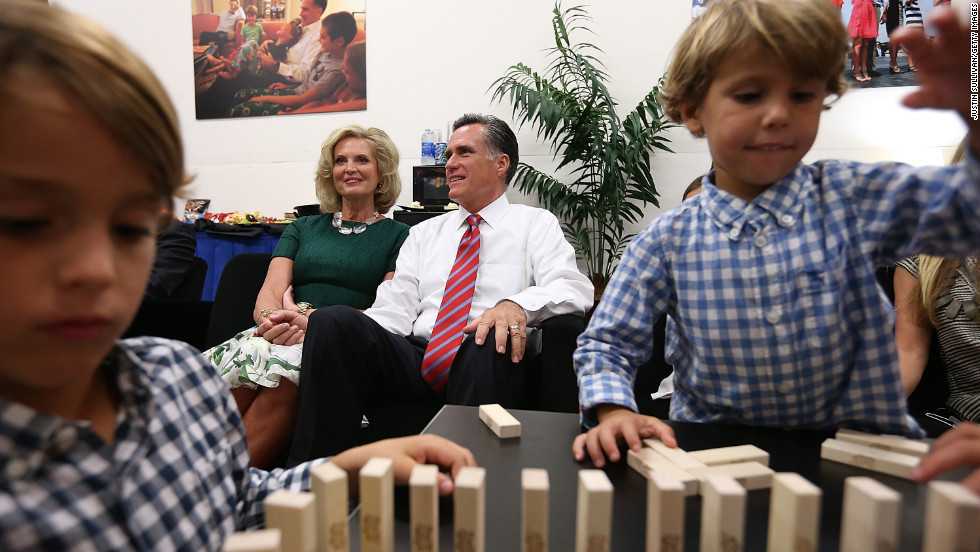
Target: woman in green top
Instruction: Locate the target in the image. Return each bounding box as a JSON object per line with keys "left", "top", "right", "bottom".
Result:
{"left": 204, "top": 125, "right": 409, "bottom": 468}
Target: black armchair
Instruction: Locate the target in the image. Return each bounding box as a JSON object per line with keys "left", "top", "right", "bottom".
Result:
{"left": 204, "top": 253, "right": 272, "bottom": 348}
{"left": 123, "top": 257, "right": 212, "bottom": 350}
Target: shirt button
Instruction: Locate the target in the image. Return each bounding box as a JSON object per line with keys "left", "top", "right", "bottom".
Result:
{"left": 766, "top": 310, "right": 781, "bottom": 324}
{"left": 780, "top": 214, "right": 794, "bottom": 225}
{"left": 729, "top": 229, "right": 740, "bottom": 239}
{"left": 777, "top": 382, "right": 793, "bottom": 394}
{"left": 754, "top": 236, "right": 767, "bottom": 247}
{"left": 5, "top": 459, "right": 29, "bottom": 479}
{"left": 52, "top": 425, "right": 79, "bottom": 453}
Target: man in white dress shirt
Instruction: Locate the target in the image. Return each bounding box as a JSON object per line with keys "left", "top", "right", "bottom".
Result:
{"left": 285, "top": 114, "right": 594, "bottom": 463}
{"left": 257, "top": 0, "right": 323, "bottom": 84}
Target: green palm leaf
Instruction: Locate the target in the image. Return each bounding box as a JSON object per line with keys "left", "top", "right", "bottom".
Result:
{"left": 490, "top": 1, "right": 674, "bottom": 282}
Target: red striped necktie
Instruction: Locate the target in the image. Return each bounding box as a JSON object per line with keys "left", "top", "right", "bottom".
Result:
{"left": 420, "top": 214, "right": 482, "bottom": 392}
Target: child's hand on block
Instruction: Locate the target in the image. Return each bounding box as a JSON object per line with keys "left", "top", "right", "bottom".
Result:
{"left": 572, "top": 404, "right": 676, "bottom": 467}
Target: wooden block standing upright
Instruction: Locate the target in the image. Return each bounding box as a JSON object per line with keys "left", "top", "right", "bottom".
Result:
{"left": 223, "top": 529, "right": 282, "bottom": 552}
{"left": 766, "top": 473, "right": 822, "bottom": 552}
{"left": 645, "top": 472, "right": 685, "bottom": 552}
{"left": 310, "top": 462, "right": 349, "bottom": 552}
{"left": 688, "top": 444, "right": 770, "bottom": 467}
{"left": 835, "top": 428, "right": 930, "bottom": 458}
{"left": 265, "top": 491, "right": 316, "bottom": 552}
{"left": 359, "top": 457, "right": 395, "bottom": 552}
{"left": 478, "top": 404, "right": 521, "bottom": 438}
{"left": 699, "top": 474, "right": 747, "bottom": 552}
{"left": 643, "top": 439, "right": 708, "bottom": 471}
{"left": 838, "top": 476, "right": 901, "bottom": 552}
{"left": 410, "top": 465, "right": 440, "bottom": 552}
{"left": 454, "top": 466, "right": 486, "bottom": 552}
{"left": 575, "top": 469, "right": 614, "bottom": 552}
{"left": 521, "top": 468, "right": 549, "bottom": 552}
{"left": 820, "top": 438, "right": 920, "bottom": 479}
{"left": 922, "top": 481, "right": 980, "bottom": 552}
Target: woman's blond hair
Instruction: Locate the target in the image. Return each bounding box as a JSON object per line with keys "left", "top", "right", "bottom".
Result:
{"left": 314, "top": 125, "right": 401, "bottom": 214}
{"left": 904, "top": 138, "right": 978, "bottom": 327}
{"left": 661, "top": 0, "right": 849, "bottom": 130}
{"left": 0, "top": 0, "right": 187, "bottom": 226}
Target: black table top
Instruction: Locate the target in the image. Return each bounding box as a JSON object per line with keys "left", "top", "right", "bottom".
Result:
{"left": 347, "top": 405, "right": 968, "bottom": 552}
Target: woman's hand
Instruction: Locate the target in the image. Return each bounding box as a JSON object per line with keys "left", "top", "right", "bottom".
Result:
{"left": 913, "top": 422, "right": 980, "bottom": 495}
{"left": 254, "top": 310, "right": 307, "bottom": 345}
{"left": 329, "top": 435, "right": 477, "bottom": 497}
{"left": 282, "top": 285, "right": 298, "bottom": 311}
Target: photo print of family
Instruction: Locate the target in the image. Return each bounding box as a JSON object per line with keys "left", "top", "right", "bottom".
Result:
{"left": 691, "top": 0, "right": 955, "bottom": 89}
{"left": 191, "top": 0, "right": 366, "bottom": 119}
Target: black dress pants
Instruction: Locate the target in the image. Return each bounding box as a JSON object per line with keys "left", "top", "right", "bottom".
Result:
{"left": 286, "top": 305, "right": 530, "bottom": 466}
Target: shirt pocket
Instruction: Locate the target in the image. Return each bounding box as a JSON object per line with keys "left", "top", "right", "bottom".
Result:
{"left": 796, "top": 259, "right": 844, "bottom": 351}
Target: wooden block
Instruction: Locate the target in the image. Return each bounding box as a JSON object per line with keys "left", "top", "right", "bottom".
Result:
{"left": 478, "top": 404, "right": 521, "bottom": 438}
{"left": 688, "top": 444, "right": 770, "bottom": 467}
{"left": 223, "top": 529, "right": 282, "bottom": 552}
{"left": 410, "top": 464, "right": 439, "bottom": 552}
{"left": 820, "top": 438, "right": 920, "bottom": 479}
{"left": 627, "top": 448, "right": 699, "bottom": 496}
{"left": 643, "top": 439, "right": 708, "bottom": 471}
{"left": 922, "top": 480, "right": 980, "bottom": 552}
{"left": 766, "top": 473, "right": 821, "bottom": 552}
{"left": 575, "top": 469, "right": 614, "bottom": 552}
{"left": 454, "top": 466, "right": 486, "bottom": 552}
{"left": 265, "top": 490, "right": 316, "bottom": 552}
{"left": 699, "top": 474, "right": 746, "bottom": 552}
{"left": 310, "top": 462, "right": 349, "bottom": 552}
{"left": 645, "top": 472, "right": 685, "bottom": 552}
{"left": 835, "top": 428, "right": 930, "bottom": 458}
{"left": 838, "top": 476, "right": 901, "bottom": 552}
{"left": 521, "top": 468, "right": 549, "bottom": 552}
{"left": 688, "top": 461, "right": 774, "bottom": 490}
{"left": 359, "top": 457, "right": 394, "bottom": 552}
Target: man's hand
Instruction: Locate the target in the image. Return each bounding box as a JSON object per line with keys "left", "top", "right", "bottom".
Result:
{"left": 572, "top": 404, "right": 677, "bottom": 468}
{"left": 254, "top": 309, "right": 307, "bottom": 345}
{"left": 329, "top": 435, "right": 477, "bottom": 497}
{"left": 463, "top": 300, "right": 528, "bottom": 363}
{"left": 259, "top": 50, "right": 277, "bottom": 71}
{"left": 912, "top": 421, "right": 980, "bottom": 495}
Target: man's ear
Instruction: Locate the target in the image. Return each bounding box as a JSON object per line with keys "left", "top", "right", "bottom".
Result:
{"left": 496, "top": 154, "right": 510, "bottom": 178}
{"left": 680, "top": 103, "right": 704, "bottom": 136}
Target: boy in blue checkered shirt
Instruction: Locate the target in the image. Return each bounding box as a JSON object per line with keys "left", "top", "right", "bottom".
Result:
{"left": 0, "top": 3, "right": 474, "bottom": 550}
{"left": 573, "top": 0, "right": 979, "bottom": 466}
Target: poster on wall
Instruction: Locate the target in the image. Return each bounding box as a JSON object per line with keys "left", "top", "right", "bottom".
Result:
{"left": 689, "top": 0, "right": 938, "bottom": 90}
{"left": 191, "top": 0, "right": 366, "bottom": 120}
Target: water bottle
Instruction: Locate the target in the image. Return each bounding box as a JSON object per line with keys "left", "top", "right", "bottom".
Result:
{"left": 421, "top": 128, "right": 435, "bottom": 165}
{"left": 433, "top": 128, "right": 446, "bottom": 165}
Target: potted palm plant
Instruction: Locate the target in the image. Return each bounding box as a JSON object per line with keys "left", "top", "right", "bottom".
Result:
{"left": 490, "top": 2, "right": 673, "bottom": 297}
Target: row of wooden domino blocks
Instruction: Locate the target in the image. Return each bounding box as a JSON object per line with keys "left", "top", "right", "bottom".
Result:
{"left": 228, "top": 456, "right": 980, "bottom": 552}
{"left": 627, "top": 432, "right": 980, "bottom": 552}
{"left": 223, "top": 458, "right": 612, "bottom": 552}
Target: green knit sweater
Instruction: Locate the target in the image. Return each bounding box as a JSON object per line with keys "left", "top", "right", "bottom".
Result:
{"left": 272, "top": 214, "right": 409, "bottom": 309}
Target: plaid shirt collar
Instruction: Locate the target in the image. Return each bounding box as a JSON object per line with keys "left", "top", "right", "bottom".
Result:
{"left": 701, "top": 164, "right": 808, "bottom": 239}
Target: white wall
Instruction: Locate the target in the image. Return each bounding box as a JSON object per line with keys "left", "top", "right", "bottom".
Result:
{"left": 56, "top": 0, "right": 965, "bottom": 235}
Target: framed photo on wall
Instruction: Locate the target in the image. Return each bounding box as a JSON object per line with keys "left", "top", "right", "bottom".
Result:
{"left": 191, "top": 0, "right": 367, "bottom": 120}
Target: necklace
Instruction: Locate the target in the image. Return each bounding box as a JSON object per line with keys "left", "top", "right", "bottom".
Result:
{"left": 332, "top": 210, "right": 378, "bottom": 235}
